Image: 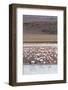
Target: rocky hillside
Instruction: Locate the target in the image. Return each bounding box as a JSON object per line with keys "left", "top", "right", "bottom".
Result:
{"left": 23, "top": 45, "right": 57, "bottom": 65}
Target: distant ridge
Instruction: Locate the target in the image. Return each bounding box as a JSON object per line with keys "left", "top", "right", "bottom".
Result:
{"left": 23, "top": 15, "right": 57, "bottom": 23}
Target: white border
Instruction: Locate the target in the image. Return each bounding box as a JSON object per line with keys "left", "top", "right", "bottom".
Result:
{"left": 16, "top": 8, "right": 64, "bottom": 82}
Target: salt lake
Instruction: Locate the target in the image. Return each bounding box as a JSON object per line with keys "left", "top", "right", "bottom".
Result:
{"left": 23, "top": 64, "right": 57, "bottom": 75}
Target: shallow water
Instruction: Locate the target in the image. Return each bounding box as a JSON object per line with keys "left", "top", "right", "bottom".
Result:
{"left": 23, "top": 64, "right": 57, "bottom": 75}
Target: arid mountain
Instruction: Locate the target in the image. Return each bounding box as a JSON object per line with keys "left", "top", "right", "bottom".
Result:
{"left": 23, "top": 21, "right": 57, "bottom": 34}
{"left": 23, "top": 15, "right": 57, "bottom": 42}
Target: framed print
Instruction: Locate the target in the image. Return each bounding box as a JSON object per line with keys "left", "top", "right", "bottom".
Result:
{"left": 9, "top": 4, "right": 66, "bottom": 86}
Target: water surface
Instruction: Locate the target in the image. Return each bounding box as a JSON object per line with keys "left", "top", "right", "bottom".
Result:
{"left": 23, "top": 64, "right": 57, "bottom": 75}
